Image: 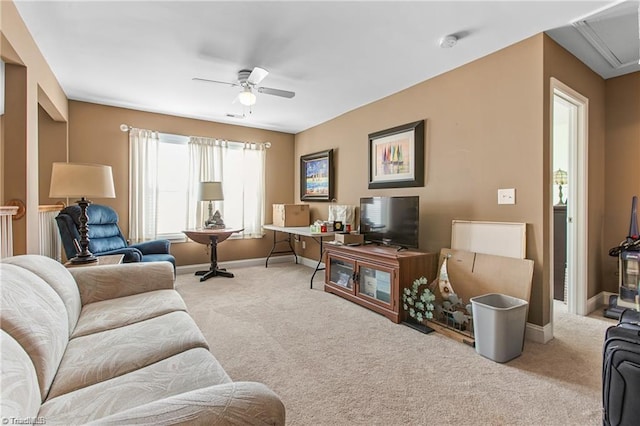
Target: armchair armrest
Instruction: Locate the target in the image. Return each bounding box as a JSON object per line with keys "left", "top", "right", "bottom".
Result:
{"left": 131, "top": 239, "right": 171, "bottom": 255}
{"left": 87, "top": 382, "right": 285, "bottom": 426}
{"left": 98, "top": 247, "right": 143, "bottom": 262}
{"left": 70, "top": 261, "right": 175, "bottom": 305}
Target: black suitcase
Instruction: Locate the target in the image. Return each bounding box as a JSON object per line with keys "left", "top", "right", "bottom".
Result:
{"left": 603, "top": 309, "right": 640, "bottom": 426}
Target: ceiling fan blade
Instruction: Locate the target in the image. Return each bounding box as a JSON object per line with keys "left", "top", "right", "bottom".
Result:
{"left": 257, "top": 86, "right": 295, "bottom": 99}
{"left": 192, "top": 77, "right": 239, "bottom": 87}
{"left": 247, "top": 67, "right": 269, "bottom": 85}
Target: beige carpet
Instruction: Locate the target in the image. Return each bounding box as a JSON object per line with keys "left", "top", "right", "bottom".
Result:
{"left": 176, "top": 263, "right": 615, "bottom": 426}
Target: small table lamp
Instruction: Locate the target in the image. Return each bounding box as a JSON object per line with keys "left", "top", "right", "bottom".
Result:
{"left": 50, "top": 162, "right": 116, "bottom": 264}
{"left": 199, "top": 181, "right": 225, "bottom": 228}
{"left": 554, "top": 169, "right": 568, "bottom": 205}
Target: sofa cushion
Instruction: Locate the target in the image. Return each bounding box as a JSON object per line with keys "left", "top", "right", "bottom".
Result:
{"left": 71, "top": 289, "right": 187, "bottom": 338}
{"left": 0, "top": 330, "right": 41, "bottom": 420}
{"left": 3, "top": 254, "right": 81, "bottom": 335}
{"left": 48, "top": 311, "right": 209, "bottom": 399}
{"left": 39, "top": 348, "right": 231, "bottom": 424}
{"left": 0, "top": 264, "right": 69, "bottom": 401}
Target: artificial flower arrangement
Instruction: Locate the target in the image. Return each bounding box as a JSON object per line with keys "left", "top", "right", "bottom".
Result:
{"left": 402, "top": 276, "right": 436, "bottom": 323}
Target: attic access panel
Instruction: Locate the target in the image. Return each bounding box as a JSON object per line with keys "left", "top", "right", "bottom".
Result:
{"left": 573, "top": 2, "right": 640, "bottom": 69}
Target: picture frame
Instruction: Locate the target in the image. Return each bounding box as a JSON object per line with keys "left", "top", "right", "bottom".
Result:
{"left": 300, "top": 149, "right": 334, "bottom": 201}
{"left": 368, "top": 120, "right": 425, "bottom": 189}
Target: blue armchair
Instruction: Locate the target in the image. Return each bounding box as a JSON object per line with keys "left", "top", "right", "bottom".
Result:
{"left": 55, "top": 204, "right": 176, "bottom": 269}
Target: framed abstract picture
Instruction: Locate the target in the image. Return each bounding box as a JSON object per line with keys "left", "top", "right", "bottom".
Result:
{"left": 300, "top": 149, "right": 334, "bottom": 201}
{"left": 368, "top": 120, "right": 425, "bottom": 189}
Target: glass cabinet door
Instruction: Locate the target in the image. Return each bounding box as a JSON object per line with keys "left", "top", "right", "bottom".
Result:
{"left": 327, "top": 255, "right": 355, "bottom": 291}
{"left": 357, "top": 263, "right": 394, "bottom": 307}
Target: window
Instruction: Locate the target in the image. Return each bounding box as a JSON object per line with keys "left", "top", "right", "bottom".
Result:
{"left": 129, "top": 128, "right": 266, "bottom": 243}
{"left": 185, "top": 137, "right": 266, "bottom": 239}
{"left": 156, "top": 134, "right": 189, "bottom": 239}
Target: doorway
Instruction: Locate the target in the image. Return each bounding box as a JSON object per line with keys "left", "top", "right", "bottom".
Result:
{"left": 551, "top": 78, "right": 589, "bottom": 319}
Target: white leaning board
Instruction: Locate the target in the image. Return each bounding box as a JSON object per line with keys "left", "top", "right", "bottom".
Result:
{"left": 451, "top": 220, "right": 526, "bottom": 259}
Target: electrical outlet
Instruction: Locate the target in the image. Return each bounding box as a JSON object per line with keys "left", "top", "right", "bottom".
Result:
{"left": 302, "top": 241, "right": 306, "bottom": 249}
{"left": 498, "top": 188, "right": 516, "bottom": 205}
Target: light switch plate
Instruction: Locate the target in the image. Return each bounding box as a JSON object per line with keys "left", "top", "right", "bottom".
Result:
{"left": 498, "top": 188, "right": 516, "bottom": 205}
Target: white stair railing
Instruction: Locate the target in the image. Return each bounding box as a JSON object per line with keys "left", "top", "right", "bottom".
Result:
{"left": 0, "top": 206, "right": 19, "bottom": 259}
{"left": 39, "top": 204, "right": 64, "bottom": 261}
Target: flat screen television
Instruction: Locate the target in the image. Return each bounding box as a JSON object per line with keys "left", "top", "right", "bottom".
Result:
{"left": 359, "top": 196, "right": 419, "bottom": 249}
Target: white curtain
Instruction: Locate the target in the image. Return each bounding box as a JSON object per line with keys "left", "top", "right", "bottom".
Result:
{"left": 187, "top": 137, "right": 266, "bottom": 238}
{"left": 328, "top": 205, "right": 357, "bottom": 228}
{"left": 129, "top": 128, "right": 160, "bottom": 243}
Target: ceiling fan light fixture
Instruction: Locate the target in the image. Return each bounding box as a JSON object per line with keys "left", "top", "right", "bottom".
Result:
{"left": 238, "top": 87, "right": 256, "bottom": 106}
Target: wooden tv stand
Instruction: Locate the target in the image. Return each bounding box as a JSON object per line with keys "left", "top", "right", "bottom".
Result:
{"left": 324, "top": 243, "right": 437, "bottom": 323}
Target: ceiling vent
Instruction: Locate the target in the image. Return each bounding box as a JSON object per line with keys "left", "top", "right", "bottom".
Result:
{"left": 572, "top": 2, "right": 640, "bottom": 70}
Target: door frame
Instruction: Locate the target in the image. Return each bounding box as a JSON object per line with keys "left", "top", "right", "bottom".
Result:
{"left": 550, "top": 78, "right": 589, "bottom": 319}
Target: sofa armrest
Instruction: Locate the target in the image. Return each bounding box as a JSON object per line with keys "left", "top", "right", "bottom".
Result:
{"left": 87, "top": 382, "right": 285, "bottom": 426}
{"left": 130, "top": 239, "right": 171, "bottom": 255}
{"left": 70, "top": 261, "right": 175, "bottom": 305}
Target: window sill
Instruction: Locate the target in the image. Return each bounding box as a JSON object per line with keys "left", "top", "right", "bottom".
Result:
{"left": 159, "top": 233, "right": 189, "bottom": 243}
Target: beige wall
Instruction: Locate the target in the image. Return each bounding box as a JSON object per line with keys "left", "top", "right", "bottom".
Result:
{"left": 295, "top": 35, "right": 634, "bottom": 328}
{"left": 296, "top": 35, "right": 549, "bottom": 325}
{"left": 38, "top": 105, "right": 68, "bottom": 204}
{"left": 603, "top": 72, "right": 640, "bottom": 292}
{"left": 1, "top": 0, "right": 68, "bottom": 253}
{"left": 64, "top": 101, "right": 296, "bottom": 266}
{"left": 4, "top": 64, "right": 28, "bottom": 254}
{"left": 0, "top": 2, "right": 67, "bottom": 121}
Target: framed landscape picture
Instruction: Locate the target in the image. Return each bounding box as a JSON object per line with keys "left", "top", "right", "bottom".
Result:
{"left": 368, "top": 120, "right": 425, "bottom": 189}
{"left": 300, "top": 149, "right": 334, "bottom": 201}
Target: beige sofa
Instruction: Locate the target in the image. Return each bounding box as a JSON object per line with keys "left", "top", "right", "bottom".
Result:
{"left": 0, "top": 255, "right": 285, "bottom": 425}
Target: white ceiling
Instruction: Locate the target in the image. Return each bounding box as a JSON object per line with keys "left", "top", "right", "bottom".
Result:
{"left": 13, "top": 1, "right": 637, "bottom": 134}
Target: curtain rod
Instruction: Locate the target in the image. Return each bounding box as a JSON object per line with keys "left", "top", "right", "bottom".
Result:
{"left": 119, "top": 124, "right": 271, "bottom": 148}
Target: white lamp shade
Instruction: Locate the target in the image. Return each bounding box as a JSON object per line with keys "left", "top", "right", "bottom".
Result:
{"left": 198, "top": 181, "right": 224, "bottom": 201}
{"left": 49, "top": 162, "right": 116, "bottom": 198}
{"left": 238, "top": 88, "right": 256, "bottom": 106}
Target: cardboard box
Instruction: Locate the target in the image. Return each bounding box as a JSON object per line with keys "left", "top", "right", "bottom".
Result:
{"left": 273, "top": 204, "right": 310, "bottom": 227}
{"left": 334, "top": 232, "right": 364, "bottom": 245}
{"left": 437, "top": 248, "right": 534, "bottom": 304}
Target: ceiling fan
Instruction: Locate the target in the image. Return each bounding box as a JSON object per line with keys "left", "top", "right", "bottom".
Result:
{"left": 193, "top": 67, "right": 295, "bottom": 111}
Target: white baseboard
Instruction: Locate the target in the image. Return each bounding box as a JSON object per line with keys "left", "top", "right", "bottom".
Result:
{"left": 588, "top": 292, "right": 602, "bottom": 314}
{"left": 602, "top": 291, "right": 616, "bottom": 303}
{"left": 175, "top": 254, "right": 297, "bottom": 275}
{"left": 602, "top": 291, "right": 616, "bottom": 307}
{"left": 525, "top": 322, "right": 553, "bottom": 343}
{"left": 587, "top": 291, "right": 616, "bottom": 314}
{"left": 526, "top": 291, "right": 617, "bottom": 344}
{"left": 298, "top": 256, "right": 324, "bottom": 269}
{"left": 587, "top": 293, "right": 600, "bottom": 315}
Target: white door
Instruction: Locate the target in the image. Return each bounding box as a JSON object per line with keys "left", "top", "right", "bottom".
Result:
{"left": 551, "top": 78, "right": 589, "bottom": 317}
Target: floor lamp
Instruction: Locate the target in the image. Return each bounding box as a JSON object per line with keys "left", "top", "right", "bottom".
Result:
{"left": 50, "top": 162, "right": 116, "bottom": 264}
